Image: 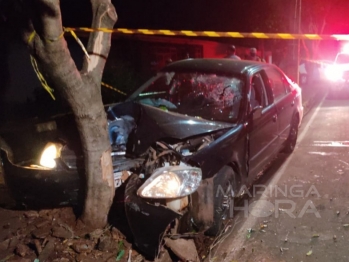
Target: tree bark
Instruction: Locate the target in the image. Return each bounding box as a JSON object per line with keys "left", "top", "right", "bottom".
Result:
{"left": 23, "top": 0, "right": 117, "bottom": 229}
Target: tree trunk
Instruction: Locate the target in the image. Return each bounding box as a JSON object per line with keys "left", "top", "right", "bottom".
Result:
{"left": 23, "top": 0, "right": 117, "bottom": 229}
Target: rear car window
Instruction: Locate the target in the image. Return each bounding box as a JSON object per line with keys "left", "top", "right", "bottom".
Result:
{"left": 264, "top": 69, "right": 287, "bottom": 100}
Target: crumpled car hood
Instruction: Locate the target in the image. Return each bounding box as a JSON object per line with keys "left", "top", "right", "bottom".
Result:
{"left": 108, "top": 101, "right": 234, "bottom": 154}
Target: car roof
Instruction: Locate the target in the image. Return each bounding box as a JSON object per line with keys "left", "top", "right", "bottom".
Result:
{"left": 161, "top": 58, "right": 268, "bottom": 76}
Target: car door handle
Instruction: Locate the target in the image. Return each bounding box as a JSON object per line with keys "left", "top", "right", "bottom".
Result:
{"left": 272, "top": 114, "right": 277, "bottom": 122}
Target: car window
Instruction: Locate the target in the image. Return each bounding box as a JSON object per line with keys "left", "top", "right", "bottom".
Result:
{"left": 250, "top": 73, "right": 268, "bottom": 109}
{"left": 264, "top": 68, "right": 288, "bottom": 100}
{"left": 132, "top": 72, "right": 245, "bottom": 123}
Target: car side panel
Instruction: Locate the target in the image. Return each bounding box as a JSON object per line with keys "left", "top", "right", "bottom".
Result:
{"left": 249, "top": 104, "right": 279, "bottom": 177}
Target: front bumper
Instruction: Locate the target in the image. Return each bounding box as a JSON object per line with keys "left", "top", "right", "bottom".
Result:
{"left": 1, "top": 149, "right": 183, "bottom": 259}
{"left": 124, "top": 174, "right": 181, "bottom": 259}
{"left": 0, "top": 149, "right": 81, "bottom": 207}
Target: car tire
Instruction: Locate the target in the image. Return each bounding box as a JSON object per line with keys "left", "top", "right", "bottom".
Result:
{"left": 205, "top": 166, "right": 235, "bottom": 236}
{"left": 283, "top": 115, "right": 299, "bottom": 154}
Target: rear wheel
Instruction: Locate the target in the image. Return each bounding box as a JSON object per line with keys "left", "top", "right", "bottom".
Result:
{"left": 283, "top": 115, "right": 299, "bottom": 153}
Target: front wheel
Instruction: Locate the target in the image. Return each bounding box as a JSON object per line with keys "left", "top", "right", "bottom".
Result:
{"left": 205, "top": 166, "right": 235, "bottom": 236}
{"left": 283, "top": 115, "right": 299, "bottom": 154}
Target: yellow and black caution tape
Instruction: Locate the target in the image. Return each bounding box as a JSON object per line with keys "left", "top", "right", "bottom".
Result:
{"left": 301, "top": 58, "right": 333, "bottom": 66}
{"left": 63, "top": 28, "right": 90, "bottom": 60}
{"left": 101, "top": 82, "right": 127, "bottom": 96}
{"left": 64, "top": 27, "right": 349, "bottom": 41}
{"left": 30, "top": 55, "right": 56, "bottom": 100}
{"left": 28, "top": 31, "right": 56, "bottom": 100}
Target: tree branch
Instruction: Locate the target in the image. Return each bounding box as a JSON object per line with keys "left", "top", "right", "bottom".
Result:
{"left": 34, "top": 0, "right": 63, "bottom": 41}
{"left": 82, "top": 0, "right": 117, "bottom": 83}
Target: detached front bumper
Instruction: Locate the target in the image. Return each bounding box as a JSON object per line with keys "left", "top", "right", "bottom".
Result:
{"left": 124, "top": 174, "right": 181, "bottom": 259}
{"left": 0, "top": 149, "right": 81, "bottom": 207}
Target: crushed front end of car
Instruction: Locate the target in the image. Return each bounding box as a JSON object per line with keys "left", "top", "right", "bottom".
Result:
{"left": 107, "top": 101, "right": 239, "bottom": 258}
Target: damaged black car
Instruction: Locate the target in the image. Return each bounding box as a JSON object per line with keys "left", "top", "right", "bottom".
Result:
{"left": 0, "top": 59, "right": 303, "bottom": 259}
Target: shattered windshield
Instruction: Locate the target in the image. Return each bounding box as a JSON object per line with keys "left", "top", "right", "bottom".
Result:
{"left": 131, "top": 72, "right": 244, "bottom": 122}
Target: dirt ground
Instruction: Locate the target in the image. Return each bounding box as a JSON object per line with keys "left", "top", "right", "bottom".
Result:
{"left": 0, "top": 170, "right": 149, "bottom": 262}
{"left": 0, "top": 204, "right": 150, "bottom": 262}
{"left": 0, "top": 181, "right": 215, "bottom": 262}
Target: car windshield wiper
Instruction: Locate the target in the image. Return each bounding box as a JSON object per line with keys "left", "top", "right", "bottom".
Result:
{"left": 138, "top": 91, "right": 167, "bottom": 97}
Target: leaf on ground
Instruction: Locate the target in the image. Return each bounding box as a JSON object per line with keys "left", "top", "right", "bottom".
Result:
{"left": 306, "top": 250, "right": 313, "bottom": 256}
{"left": 312, "top": 234, "right": 320, "bottom": 238}
{"left": 246, "top": 228, "right": 256, "bottom": 239}
{"left": 260, "top": 224, "right": 268, "bottom": 229}
{"left": 343, "top": 224, "right": 349, "bottom": 227}
{"left": 116, "top": 249, "right": 125, "bottom": 261}
{"left": 118, "top": 240, "right": 124, "bottom": 250}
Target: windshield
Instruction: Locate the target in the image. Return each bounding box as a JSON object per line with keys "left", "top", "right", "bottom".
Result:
{"left": 129, "top": 72, "right": 244, "bottom": 122}
{"left": 336, "top": 53, "right": 349, "bottom": 64}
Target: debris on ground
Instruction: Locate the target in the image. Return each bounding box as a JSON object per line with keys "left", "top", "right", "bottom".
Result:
{"left": 164, "top": 238, "right": 200, "bottom": 262}
{"left": 246, "top": 228, "right": 255, "bottom": 239}
{"left": 0, "top": 207, "right": 145, "bottom": 262}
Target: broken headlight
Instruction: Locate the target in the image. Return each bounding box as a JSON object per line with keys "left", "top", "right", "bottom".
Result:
{"left": 39, "top": 142, "right": 63, "bottom": 169}
{"left": 137, "top": 166, "right": 202, "bottom": 199}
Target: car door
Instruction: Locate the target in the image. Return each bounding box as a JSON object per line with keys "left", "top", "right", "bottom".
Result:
{"left": 248, "top": 70, "right": 279, "bottom": 177}
{"left": 264, "top": 68, "right": 295, "bottom": 144}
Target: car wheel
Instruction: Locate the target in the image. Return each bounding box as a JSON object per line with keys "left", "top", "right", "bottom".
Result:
{"left": 283, "top": 115, "right": 299, "bottom": 154}
{"left": 205, "top": 166, "right": 235, "bottom": 236}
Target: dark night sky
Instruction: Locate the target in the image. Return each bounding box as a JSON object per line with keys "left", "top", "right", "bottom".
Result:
{"left": 60, "top": 0, "right": 349, "bottom": 34}
{"left": 61, "top": 0, "right": 252, "bottom": 31}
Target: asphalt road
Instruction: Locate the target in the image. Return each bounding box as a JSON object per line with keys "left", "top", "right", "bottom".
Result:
{"left": 208, "top": 84, "right": 349, "bottom": 262}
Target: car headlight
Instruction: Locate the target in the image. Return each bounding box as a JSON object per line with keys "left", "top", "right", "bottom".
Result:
{"left": 39, "top": 142, "right": 63, "bottom": 168}
{"left": 325, "top": 65, "right": 343, "bottom": 81}
{"left": 137, "top": 166, "right": 202, "bottom": 199}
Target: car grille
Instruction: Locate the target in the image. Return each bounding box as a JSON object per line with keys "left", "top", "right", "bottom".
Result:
{"left": 60, "top": 146, "right": 143, "bottom": 171}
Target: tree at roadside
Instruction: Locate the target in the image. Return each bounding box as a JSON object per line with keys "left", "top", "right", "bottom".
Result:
{"left": 4, "top": 0, "right": 117, "bottom": 230}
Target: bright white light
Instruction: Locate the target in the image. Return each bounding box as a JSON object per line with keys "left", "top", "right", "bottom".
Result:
{"left": 39, "top": 143, "right": 62, "bottom": 168}
{"left": 137, "top": 165, "right": 202, "bottom": 198}
{"left": 141, "top": 173, "right": 181, "bottom": 198}
{"left": 342, "top": 43, "right": 349, "bottom": 54}
{"left": 325, "top": 65, "right": 343, "bottom": 81}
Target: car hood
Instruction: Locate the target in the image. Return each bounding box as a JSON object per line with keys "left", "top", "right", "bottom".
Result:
{"left": 108, "top": 101, "right": 234, "bottom": 154}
